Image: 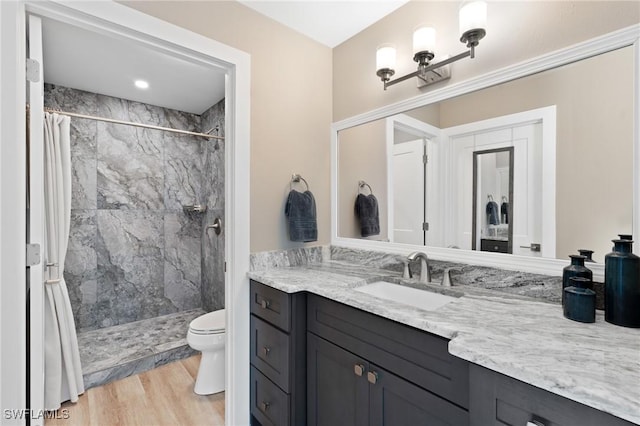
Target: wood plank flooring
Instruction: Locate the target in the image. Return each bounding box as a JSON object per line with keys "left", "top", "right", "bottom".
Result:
{"left": 46, "top": 355, "right": 225, "bottom": 426}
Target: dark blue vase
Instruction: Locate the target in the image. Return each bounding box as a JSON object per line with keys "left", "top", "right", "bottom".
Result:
{"left": 578, "top": 249, "right": 595, "bottom": 263}
{"left": 563, "top": 286, "right": 596, "bottom": 323}
{"left": 605, "top": 239, "right": 640, "bottom": 328}
{"left": 562, "top": 255, "right": 592, "bottom": 306}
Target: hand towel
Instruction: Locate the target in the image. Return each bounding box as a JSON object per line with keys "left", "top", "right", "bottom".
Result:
{"left": 501, "top": 201, "right": 509, "bottom": 224}
{"left": 285, "top": 190, "right": 318, "bottom": 242}
{"left": 486, "top": 200, "right": 500, "bottom": 225}
{"left": 355, "top": 193, "right": 380, "bottom": 237}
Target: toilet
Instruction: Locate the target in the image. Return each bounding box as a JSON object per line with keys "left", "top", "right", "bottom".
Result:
{"left": 187, "top": 309, "right": 226, "bottom": 395}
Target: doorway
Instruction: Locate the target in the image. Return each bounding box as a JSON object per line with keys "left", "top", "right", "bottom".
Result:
{"left": 2, "top": 2, "right": 250, "bottom": 424}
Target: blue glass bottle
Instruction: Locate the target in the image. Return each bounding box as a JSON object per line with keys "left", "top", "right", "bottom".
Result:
{"left": 605, "top": 239, "right": 640, "bottom": 328}
{"left": 562, "top": 255, "right": 592, "bottom": 306}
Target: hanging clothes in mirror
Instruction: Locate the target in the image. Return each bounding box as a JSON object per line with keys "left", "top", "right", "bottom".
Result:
{"left": 486, "top": 195, "right": 499, "bottom": 225}
{"left": 501, "top": 196, "right": 509, "bottom": 224}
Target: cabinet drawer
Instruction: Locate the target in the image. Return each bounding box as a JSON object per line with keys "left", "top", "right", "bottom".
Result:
{"left": 480, "top": 239, "right": 509, "bottom": 254}
{"left": 251, "top": 365, "right": 290, "bottom": 426}
{"left": 251, "top": 280, "right": 291, "bottom": 332}
{"left": 307, "top": 294, "right": 469, "bottom": 409}
{"left": 251, "top": 315, "right": 291, "bottom": 392}
{"left": 469, "top": 364, "right": 635, "bottom": 426}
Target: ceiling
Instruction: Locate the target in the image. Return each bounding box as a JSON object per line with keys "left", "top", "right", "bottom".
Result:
{"left": 41, "top": 17, "right": 226, "bottom": 115}
{"left": 240, "top": 0, "right": 409, "bottom": 47}
{"left": 40, "top": 1, "right": 406, "bottom": 114}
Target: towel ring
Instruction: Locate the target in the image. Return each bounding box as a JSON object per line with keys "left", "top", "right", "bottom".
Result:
{"left": 290, "top": 174, "right": 309, "bottom": 191}
{"left": 358, "top": 180, "right": 373, "bottom": 195}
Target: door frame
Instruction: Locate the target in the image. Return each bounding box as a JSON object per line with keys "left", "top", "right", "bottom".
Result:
{"left": 385, "top": 114, "right": 441, "bottom": 245}
{"left": 0, "top": 2, "right": 251, "bottom": 424}
{"left": 471, "top": 147, "right": 515, "bottom": 253}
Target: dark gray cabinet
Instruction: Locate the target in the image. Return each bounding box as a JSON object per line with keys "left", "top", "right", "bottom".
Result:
{"left": 250, "top": 280, "right": 306, "bottom": 426}
{"left": 481, "top": 238, "right": 509, "bottom": 253}
{"left": 250, "top": 279, "right": 633, "bottom": 426}
{"left": 469, "top": 364, "right": 636, "bottom": 426}
{"left": 307, "top": 294, "right": 469, "bottom": 426}
{"left": 307, "top": 333, "right": 369, "bottom": 426}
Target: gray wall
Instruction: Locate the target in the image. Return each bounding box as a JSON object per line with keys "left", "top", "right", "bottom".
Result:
{"left": 44, "top": 84, "right": 225, "bottom": 332}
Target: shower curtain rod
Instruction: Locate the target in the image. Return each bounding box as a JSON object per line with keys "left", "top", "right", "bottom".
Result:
{"left": 37, "top": 106, "right": 224, "bottom": 140}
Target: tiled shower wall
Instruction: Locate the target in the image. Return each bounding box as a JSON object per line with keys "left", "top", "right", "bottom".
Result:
{"left": 45, "top": 84, "right": 225, "bottom": 332}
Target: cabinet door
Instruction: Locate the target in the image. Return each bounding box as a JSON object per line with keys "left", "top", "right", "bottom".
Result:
{"left": 469, "top": 364, "right": 635, "bottom": 426}
{"left": 369, "top": 364, "right": 469, "bottom": 426}
{"left": 307, "top": 333, "right": 369, "bottom": 426}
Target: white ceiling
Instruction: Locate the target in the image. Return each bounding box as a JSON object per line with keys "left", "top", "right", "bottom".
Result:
{"left": 240, "top": 0, "right": 409, "bottom": 47}
{"left": 40, "top": 1, "right": 406, "bottom": 114}
{"left": 41, "top": 17, "right": 226, "bottom": 115}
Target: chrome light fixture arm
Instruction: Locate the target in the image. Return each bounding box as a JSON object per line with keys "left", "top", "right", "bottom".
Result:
{"left": 382, "top": 47, "right": 474, "bottom": 90}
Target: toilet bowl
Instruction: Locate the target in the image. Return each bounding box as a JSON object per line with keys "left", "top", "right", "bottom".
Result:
{"left": 187, "top": 309, "right": 226, "bottom": 395}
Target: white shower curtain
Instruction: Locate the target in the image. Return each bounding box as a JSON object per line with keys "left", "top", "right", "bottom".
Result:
{"left": 43, "top": 112, "right": 84, "bottom": 410}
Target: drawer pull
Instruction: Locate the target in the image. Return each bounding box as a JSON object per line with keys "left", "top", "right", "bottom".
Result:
{"left": 260, "top": 401, "right": 270, "bottom": 412}
{"left": 354, "top": 364, "right": 365, "bottom": 377}
{"left": 260, "top": 299, "right": 270, "bottom": 309}
{"left": 367, "top": 371, "right": 378, "bottom": 385}
{"left": 261, "top": 346, "right": 271, "bottom": 357}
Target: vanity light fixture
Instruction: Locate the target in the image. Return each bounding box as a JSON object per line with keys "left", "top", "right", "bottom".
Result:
{"left": 376, "top": 0, "right": 487, "bottom": 90}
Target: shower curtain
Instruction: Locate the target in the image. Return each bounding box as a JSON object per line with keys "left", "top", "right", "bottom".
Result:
{"left": 43, "top": 112, "right": 84, "bottom": 410}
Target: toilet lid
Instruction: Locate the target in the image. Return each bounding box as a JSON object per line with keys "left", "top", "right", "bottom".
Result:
{"left": 189, "top": 309, "right": 225, "bottom": 334}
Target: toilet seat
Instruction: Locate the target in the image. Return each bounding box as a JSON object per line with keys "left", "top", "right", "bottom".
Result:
{"left": 189, "top": 309, "right": 226, "bottom": 335}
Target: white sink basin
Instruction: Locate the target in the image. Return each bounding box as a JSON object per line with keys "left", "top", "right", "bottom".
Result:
{"left": 354, "top": 281, "right": 457, "bottom": 311}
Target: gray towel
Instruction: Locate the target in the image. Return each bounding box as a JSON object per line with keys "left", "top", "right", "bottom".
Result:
{"left": 285, "top": 190, "right": 317, "bottom": 242}
{"left": 486, "top": 201, "right": 499, "bottom": 225}
{"left": 355, "top": 193, "right": 380, "bottom": 237}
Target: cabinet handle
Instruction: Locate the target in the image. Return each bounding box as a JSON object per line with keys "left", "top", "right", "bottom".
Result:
{"left": 260, "top": 299, "right": 270, "bottom": 309}
{"left": 526, "top": 421, "right": 545, "bottom": 426}
{"left": 261, "top": 346, "right": 271, "bottom": 357}
{"left": 367, "top": 371, "right": 378, "bottom": 384}
{"left": 354, "top": 364, "right": 365, "bottom": 377}
{"left": 260, "top": 401, "right": 270, "bottom": 412}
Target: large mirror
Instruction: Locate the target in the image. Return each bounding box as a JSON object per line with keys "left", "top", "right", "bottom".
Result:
{"left": 337, "top": 45, "right": 634, "bottom": 263}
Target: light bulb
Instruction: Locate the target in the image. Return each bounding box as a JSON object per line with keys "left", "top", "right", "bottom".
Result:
{"left": 376, "top": 44, "right": 396, "bottom": 71}
{"left": 413, "top": 26, "right": 436, "bottom": 54}
{"left": 459, "top": 1, "right": 487, "bottom": 38}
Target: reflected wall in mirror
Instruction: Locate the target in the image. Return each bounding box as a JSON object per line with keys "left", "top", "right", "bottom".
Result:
{"left": 473, "top": 148, "right": 514, "bottom": 255}
{"left": 337, "top": 45, "right": 634, "bottom": 262}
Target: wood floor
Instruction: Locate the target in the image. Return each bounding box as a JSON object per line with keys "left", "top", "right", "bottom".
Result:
{"left": 46, "top": 355, "right": 225, "bottom": 426}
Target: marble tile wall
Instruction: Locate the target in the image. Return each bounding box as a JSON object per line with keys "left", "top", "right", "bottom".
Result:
{"left": 45, "top": 84, "right": 225, "bottom": 331}
{"left": 200, "top": 101, "right": 225, "bottom": 312}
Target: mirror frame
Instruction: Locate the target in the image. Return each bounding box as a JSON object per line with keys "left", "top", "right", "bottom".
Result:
{"left": 331, "top": 24, "right": 640, "bottom": 281}
{"left": 472, "top": 147, "right": 514, "bottom": 253}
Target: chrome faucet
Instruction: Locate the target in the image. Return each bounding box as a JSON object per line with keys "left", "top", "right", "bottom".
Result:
{"left": 407, "top": 251, "right": 431, "bottom": 283}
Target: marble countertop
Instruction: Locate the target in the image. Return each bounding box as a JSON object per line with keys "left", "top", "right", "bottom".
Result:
{"left": 248, "top": 260, "right": 640, "bottom": 424}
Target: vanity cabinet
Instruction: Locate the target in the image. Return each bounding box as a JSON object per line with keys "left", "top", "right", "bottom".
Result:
{"left": 249, "top": 279, "right": 635, "bottom": 426}
{"left": 469, "top": 364, "right": 636, "bottom": 426}
{"left": 480, "top": 238, "right": 509, "bottom": 254}
{"left": 306, "top": 294, "right": 469, "bottom": 426}
{"left": 249, "top": 280, "right": 306, "bottom": 426}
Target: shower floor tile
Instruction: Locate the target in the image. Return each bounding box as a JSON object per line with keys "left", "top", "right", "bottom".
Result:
{"left": 77, "top": 309, "right": 205, "bottom": 389}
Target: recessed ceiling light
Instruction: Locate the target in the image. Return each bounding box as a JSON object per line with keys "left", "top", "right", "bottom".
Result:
{"left": 134, "top": 79, "right": 149, "bottom": 89}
